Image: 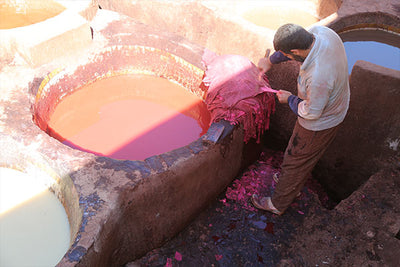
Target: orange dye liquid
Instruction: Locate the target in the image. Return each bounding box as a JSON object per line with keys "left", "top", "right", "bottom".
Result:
{"left": 0, "top": 0, "right": 65, "bottom": 29}
{"left": 48, "top": 74, "right": 210, "bottom": 161}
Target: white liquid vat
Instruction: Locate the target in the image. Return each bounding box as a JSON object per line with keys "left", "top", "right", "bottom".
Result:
{"left": 0, "top": 167, "right": 70, "bottom": 267}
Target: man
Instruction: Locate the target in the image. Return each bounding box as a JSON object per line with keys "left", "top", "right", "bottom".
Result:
{"left": 252, "top": 23, "right": 350, "bottom": 215}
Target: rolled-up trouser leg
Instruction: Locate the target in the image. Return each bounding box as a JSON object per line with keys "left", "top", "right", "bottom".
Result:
{"left": 271, "top": 120, "right": 339, "bottom": 212}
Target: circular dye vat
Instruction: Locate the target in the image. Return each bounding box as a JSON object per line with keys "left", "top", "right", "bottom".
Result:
{"left": 340, "top": 29, "right": 400, "bottom": 73}
{"left": 0, "top": 167, "right": 70, "bottom": 267}
{"left": 241, "top": 6, "right": 319, "bottom": 30}
{"left": 48, "top": 74, "right": 211, "bottom": 161}
{"left": 0, "top": 0, "right": 65, "bottom": 29}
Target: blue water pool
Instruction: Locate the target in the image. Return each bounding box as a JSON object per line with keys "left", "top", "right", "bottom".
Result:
{"left": 340, "top": 29, "right": 400, "bottom": 74}
{"left": 344, "top": 41, "right": 400, "bottom": 73}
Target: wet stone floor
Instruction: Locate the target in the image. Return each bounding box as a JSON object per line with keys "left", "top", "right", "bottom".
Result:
{"left": 127, "top": 148, "right": 335, "bottom": 267}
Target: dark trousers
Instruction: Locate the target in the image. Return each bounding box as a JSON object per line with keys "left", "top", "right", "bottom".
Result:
{"left": 272, "top": 120, "right": 339, "bottom": 212}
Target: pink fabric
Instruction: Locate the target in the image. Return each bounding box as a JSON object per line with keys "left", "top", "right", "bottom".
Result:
{"left": 202, "top": 49, "right": 275, "bottom": 143}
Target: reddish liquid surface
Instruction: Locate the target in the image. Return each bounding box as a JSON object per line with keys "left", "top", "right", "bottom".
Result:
{"left": 48, "top": 74, "right": 210, "bottom": 160}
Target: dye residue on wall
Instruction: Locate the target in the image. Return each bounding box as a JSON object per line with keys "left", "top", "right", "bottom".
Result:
{"left": 0, "top": 0, "right": 65, "bottom": 29}
{"left": 48, "top": 74, "right": 211, "bottom": 161}
{"left": 0, "top": 167, "right": 70, "bottom": 267}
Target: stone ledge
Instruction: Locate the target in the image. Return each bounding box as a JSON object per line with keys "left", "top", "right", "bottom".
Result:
{"left": 0, "top": 9, "right": 92, "bottom": 68}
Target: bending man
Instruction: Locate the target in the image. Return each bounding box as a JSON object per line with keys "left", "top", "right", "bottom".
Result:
{"left": 252, "top": 23, "right": 350, "bottom": 215}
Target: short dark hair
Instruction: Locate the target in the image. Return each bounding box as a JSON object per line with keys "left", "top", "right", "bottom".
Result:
{"left": 273, "top": 24, "right": 314, "bottom": 53}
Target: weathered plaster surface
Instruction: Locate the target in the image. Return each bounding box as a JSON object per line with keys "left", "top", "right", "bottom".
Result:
{"left": 1, "top": 0, "right": 399, "bottom": 265}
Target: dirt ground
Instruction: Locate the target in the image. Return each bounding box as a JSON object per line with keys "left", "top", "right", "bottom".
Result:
{"left": 126, "top": 148, "right": 341, "bottom": 267}
{"left": 126, "top": 145, "right": 400, "bottom": 267}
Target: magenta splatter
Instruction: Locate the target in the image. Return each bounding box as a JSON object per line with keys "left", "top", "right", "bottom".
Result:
{"left": 215, "top": 254, "right": 223, "bottom": 261}
{"left": 164, "top": 258, "right": 172, "bottom": 267}
{"left": 174, "top": 251, "right": 182, "bottom": 261}
{"left": 222, "top": 148, "right": 332, "bottom": 212}
{"left": 220, "top": 198, "right": 230, "bottom": 207}
{"left": 224, "top": 150, "right": 283, "bottom": 210}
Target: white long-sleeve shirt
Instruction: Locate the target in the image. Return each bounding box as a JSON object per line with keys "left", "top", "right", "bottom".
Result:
{"left": 297, "top": 25, "right": 350, "bottom": 131}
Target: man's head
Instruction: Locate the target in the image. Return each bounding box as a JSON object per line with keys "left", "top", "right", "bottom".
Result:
{"left": 273, "top": 24, "right": 314, "bottom": 62}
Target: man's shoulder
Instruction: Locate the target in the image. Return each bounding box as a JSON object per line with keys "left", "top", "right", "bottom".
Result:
{"left": 309, "top": 25, "right": 340, "bottom": 39}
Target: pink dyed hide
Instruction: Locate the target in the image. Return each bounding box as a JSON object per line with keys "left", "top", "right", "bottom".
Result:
{"left": 202, "top": 49, "right": 275, "bottom": 143}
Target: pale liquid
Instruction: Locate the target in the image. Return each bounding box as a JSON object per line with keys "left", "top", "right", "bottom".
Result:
{"left": 242, "top": 7, "right": 319, "bottom": 30}
{"left": 48, "top": 74, "right": 211, "bottom": 161}
{"left": 0, "top": 167, "right": 70, "bottom": 266}
{"left": 0, "top": 0, "right": 65, "bottom": 29}
{"left": 343, "top": 41, "right": 400, "bottom": 73}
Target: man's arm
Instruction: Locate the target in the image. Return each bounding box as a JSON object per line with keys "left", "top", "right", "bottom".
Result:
{"left": 288, "top": 95, "right": 304, "bottom": 116}
{"left": 258, "top": 50, "right": 291, "bottom": 74}
{"left": 277, "top": 90, "right": 304, "bottom": 116}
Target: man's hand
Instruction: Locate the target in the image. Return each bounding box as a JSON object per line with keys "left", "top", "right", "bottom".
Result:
{"left": 258, "top": 49, "right": 272, "bottom": 76}
{"left": 276, "top": 90, "right": 292, "bottom": 103}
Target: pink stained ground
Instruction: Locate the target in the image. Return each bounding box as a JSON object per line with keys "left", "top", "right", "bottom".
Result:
{"left": 48, "top": 74, "right": 211, "bottom": 161}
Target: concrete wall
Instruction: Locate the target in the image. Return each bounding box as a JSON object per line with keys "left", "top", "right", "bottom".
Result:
{"left": 0, "top": 0, "right": 96, "bottom": 69}
{"left": 97, "top": 0, "right": 275, "bottom": 64}
{"left": 314, "top": 61, "right": 400, "bottom": 200}
{"left": 74, "top": 128, "right": 244, "bottom": 266}
{"left": 28, "top": 13, "right": 257, "bottom": 265}
{"left": 316, "top": 0, "right": 342, "bottom": 18}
